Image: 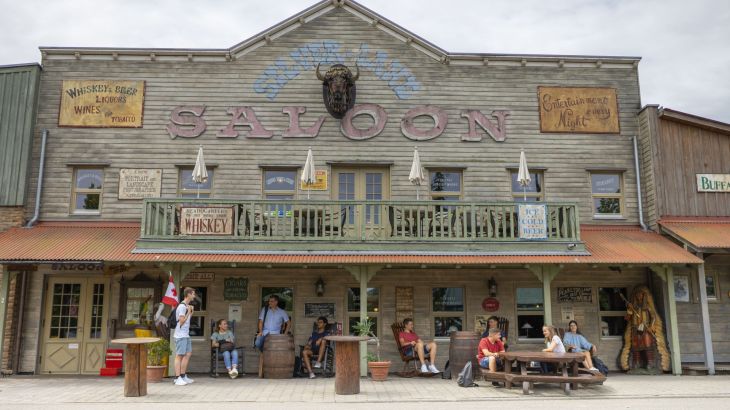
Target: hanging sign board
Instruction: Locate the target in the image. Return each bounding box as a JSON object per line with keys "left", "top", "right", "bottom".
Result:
{"left": 180, "top": 206, "right": 234, "bottom": 235}
{"left": 304, "top": 302, "right": 335, "bottom": 318}
{"left": 538, "top": 86, "right": 620, "bottom": 133}
{"left": 59, "top": 80, "right": 145, "bottom": 127}
{"left": 518, "top": 204, "right": 548, "bottom": 240}
{"left": 696, "top": 174, "right": 730, "bottom": 192}
{"left": 557, "top": 287, "right": 593, "bottom": 303}
{"left": 118, "top": 169, "right": 162, "bottom": 199}
{"left": 300, "top": 170, "right": 328, "bottom": 190}
{"left": 223, "top": 277, "right": 248, "bottom": 301}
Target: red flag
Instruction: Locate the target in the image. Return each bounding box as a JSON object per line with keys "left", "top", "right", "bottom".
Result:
{"left": 162, "top": 274, "right": 179, "bottom": 308}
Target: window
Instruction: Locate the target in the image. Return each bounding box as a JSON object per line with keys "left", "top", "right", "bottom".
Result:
{"left": 347, "top": 287, "right": 379, "bottom": 336}
{"left": 119, "top": 273, "right": 161, "bottom": 330}
{"left": 511, "top": 171, "right": 543, "bottom": 201}
{"left": 429, "top": 170, "right": 462, "bottom": 201}
{"left": 182, "top": 286, "right": 207, "bottom": 337}
{"left": 261, "top": 287, "right": 294, "bottom": 318}
{"left": 705, "top": 272, "right": 718, "bottom": 301}
{"left": 432, "top": 287, "right": 464, "bottom": 337}
{"left": 178, "top": 167, "right": 214, "bottom": 198}
{"left": 71, "top": 168, "right": 103, "bottom": 213}
{"left": 590, "top": 172, "right": 623, "bottom": 216}
{"left": 263, "top": 169, "right": 297, "bottom": 200}
{"left": 516, "top": 288, "right": 544, "bottom": 340}
{"left": 599, "top": 287, "right": 627, "bottom": 338}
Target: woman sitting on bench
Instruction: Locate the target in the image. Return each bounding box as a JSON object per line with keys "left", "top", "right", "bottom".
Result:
{"left": 563, "top": 320, "right": 599, "bottom": 373}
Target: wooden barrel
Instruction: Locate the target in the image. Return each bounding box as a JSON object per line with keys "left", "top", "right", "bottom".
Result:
{"left": 449, "top": 331, "right": 480, "bottom": 375}
{"left": 262, "top": 334, "right": 295, "bottom": 379}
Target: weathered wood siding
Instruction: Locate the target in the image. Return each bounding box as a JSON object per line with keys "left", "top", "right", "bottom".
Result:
{"left": 637, "top": 106, "right": 660, "bottom": 229}
{"left": 27, "top": 8, "right": 641, "bottom": 224}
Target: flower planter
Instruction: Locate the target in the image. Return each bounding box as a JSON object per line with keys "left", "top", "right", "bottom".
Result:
{"left": 146, "top": 365, "right": 166, "bottom": 383}
{"left": 367, "top": 361, "right": 391, "bottom": 381}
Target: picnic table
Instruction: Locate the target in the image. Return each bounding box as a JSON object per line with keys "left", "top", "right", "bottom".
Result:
{"left": 481, "top": 351, "right": 605, "bottom": 395}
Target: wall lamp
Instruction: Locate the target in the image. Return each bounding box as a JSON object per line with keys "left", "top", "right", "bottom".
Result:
{"left": 315, "top": 277, "right": 325, "bottom": 297}
{"left": 488, "top": 277, "right": 498, "bottom": 297}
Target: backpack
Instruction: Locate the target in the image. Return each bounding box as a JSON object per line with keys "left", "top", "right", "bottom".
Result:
{"left": 167, "top": 303, "right": 185, "bottom": 330}
{"left": 593, "top": 356, "right": 609, "bottom": 377}
{"left": 456, "top": 361, "right": 478, "bottom": 387}
{"left": 441, "top": 360, "right": 451, "bottom": 379}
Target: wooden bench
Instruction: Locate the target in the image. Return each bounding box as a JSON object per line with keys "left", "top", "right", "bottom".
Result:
{"left": 482, "top": 368, "right": 605, "bottom": 394}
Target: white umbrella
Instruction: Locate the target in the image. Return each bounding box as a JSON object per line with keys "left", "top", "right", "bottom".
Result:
{"left": 409, "top": 146, "right": 426, "bottom": 200}
{"left": 191, "top": 145, "right": 208, "bottom": 198}
{"left": 517, "top": 150, "right": 532, "bottom": 202}
{"left": 301, "top": 147, "right": 316, "bottom": 199}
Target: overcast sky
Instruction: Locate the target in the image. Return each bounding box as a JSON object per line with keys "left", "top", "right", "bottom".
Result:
{"left": 2, "top": 0, "right": 728, "bottom": 123}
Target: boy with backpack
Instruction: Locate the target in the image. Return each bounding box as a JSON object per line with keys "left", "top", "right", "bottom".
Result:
{"left": 173, "top": 287, "right": 197, "bottom": 386}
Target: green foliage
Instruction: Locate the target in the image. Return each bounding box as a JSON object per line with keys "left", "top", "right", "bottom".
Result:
{"left": 353, "top": 317, "right": 375, "bottom": 337}
{"left": 146, "top": 339, "right": 171, "bottom": 366}
{"left": 366, "top": 352, "right": 378, "bottom": 363}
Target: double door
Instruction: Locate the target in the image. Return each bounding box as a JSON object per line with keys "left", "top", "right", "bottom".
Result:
{"left": 41, "top": 277, "right": 109, "bottom": 374}
{"left": 332, "top": 167, "right": 390, "bottom": 239}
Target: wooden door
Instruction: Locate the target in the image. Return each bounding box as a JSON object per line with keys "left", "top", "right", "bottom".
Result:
{"left": 41, "top": 277, "right": 109, "bottom": 374}
{"left": 332, "top": 167, "right": 390, "bottom": 239}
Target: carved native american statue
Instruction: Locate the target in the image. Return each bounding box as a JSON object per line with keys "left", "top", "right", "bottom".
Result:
{"left": 316, "top": 63, "right": 359, "bottom": 119}
{"left": 619, "top": 285, "right": 671, "bottom": 373}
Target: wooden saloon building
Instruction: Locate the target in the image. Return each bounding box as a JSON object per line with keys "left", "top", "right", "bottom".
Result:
{"left": 0, "top": 0, "right": 719, "bottom": 377}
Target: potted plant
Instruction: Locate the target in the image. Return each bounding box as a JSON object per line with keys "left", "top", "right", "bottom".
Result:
{"left": 146, "top": 338, "right": 171, "bottom": 382}
{"left": 354, "top": 317, "right": 391, "bottom": 381}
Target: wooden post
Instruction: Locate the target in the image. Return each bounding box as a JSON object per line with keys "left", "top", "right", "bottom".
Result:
{"left": 696, "top": 255, "right": 715, "bottom": 375}
{"left": 652, "top": 265, "right": 682, "bottom": 375}
{"left": 0, "top": 265, "right": 11, "bottom": 370}
{"left": 334, "top": 339, "right": 360, "bottom": 394}
{"left": 528, "top": 265, "right": 560, "bottom": 326}
{"left": 345, "top": 265, "right": 381, "bottom": 377}
{"left": 124, "top": 344, "right": 148, "bottom": 396}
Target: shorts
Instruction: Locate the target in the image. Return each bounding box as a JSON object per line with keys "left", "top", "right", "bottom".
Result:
{"left": 174, "top": 337, "right": 192, "bottom": 355}
{"left": 404, "top": 344, "right": 430, "bottom": 357}
{"left": 479, "top": 356, "right": 503, "bottom": 368}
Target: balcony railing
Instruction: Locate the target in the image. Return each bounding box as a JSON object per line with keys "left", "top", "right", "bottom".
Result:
{"left": 140, "top": 199, "right": 580, "bottom": 244}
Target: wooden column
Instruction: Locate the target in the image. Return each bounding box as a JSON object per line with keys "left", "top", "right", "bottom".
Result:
{"left": 528, "top": 265, "right": 560, "bottom": 326}
{"left": 0, "top": 265, "right": 11, "bottom": 369}
{"left": 652, "top": 265, "right": 681, "bottom": 375}
{"left": 345, "top": 265, "right": 381, "bottom": 377}
{"left": 124, "top": 344, "right": 147, "bottom": 397}
{"left": 696, "top": 255, "right": 715, "bottom": 375}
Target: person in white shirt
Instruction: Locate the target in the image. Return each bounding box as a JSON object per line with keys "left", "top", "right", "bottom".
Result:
{"left": 542, "top": 325, "right": 565, "bottom": 353}
{"left": 173, "top": 287, "right": 197, "bottom": 386}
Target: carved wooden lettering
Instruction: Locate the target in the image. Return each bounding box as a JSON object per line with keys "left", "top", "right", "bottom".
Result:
{"left": 460, "top": 110, "right": 510, "bottom": 142}
{"left": 166, "top": 106, "right": 207, "bottom": 139}
{"left": 281, "top": 106, "right": 325, "bottom": 138}
{"left": 218, "top": 107, "right": 274, "bottom": 138}
{"left": 401, "top": 105, "right": 448, "bottom": 141}
{"left": 340, "top": 103, "right": 387, "bottom": 140}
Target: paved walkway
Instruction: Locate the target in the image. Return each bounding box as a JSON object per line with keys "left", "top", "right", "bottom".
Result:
{"left": 1, "top": 373, "right": 729, "bottom": 409}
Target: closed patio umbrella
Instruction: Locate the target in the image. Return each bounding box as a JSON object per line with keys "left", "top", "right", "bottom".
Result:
{"left": 191, "top": 145, "right": 208, "bottom": 198}
{"left": 517, "top": 150, "right": 532, "bottom": 202}
{"left": 409, "top": 146, "right": 426, "bottom": 200}
{"left": 301, "top": 147, "right": 316, "bottom": 199}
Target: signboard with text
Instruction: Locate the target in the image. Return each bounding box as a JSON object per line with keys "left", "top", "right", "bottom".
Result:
{"left": 696, "top": 174, "right": 730, "bottom": 192}
{"left": 59, "top": 80, "right": 145, "bottom": 127}
{"left": 518, "top": 204, "right": 548, "bottom": 240}
{"left": 118, "top": 169, "right": 162, "bottom": 199}
{"left": 180, "top": 206, "right": 234, "bottom": 235}
{"left": 300, "top": 170, "right": 328, "bottom": 191}
{"left": 538, "top": 86, "right": 620, "bottom": 134}
{"left": 224, "top": 277, "right": 248, "bottom": 300}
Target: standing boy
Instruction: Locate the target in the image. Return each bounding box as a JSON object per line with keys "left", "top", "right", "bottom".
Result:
{"left": 174, "top": 287, "right": 196, "bottom": 386}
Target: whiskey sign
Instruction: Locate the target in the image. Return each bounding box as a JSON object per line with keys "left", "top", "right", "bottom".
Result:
{"left": 180, "top": 206, "right": 234, "bottom": 235}
{"left": 59, "top": 80, "right": 145, "bottom": 127}
{"left": 538, "top": 87, "right": 619, "bottom": 134}
{"left": 118, "top": 169, "right": 162, "bottom": 199}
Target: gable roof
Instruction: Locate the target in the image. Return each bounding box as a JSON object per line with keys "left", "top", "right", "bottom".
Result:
{"left": 40, "top": 0, "right": 640, "bottom": 68}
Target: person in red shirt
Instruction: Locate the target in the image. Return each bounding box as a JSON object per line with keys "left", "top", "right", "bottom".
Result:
{"left": 399, "top": 318, "right": 440, "bottom": 373}
{"left": 478, "top": 328, "right": 505, "bottom": 373}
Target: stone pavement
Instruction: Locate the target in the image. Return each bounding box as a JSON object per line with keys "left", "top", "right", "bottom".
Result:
{"left": 0, "top": 373, "right": 729, "bottom": 409}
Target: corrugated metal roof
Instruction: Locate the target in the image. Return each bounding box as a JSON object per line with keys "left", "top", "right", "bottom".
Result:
{"left": 0, "top": 222, "right": 701, "bottom": 265}
{"left": 660, "top": 217, "right": 730, "bottom": 250}
{"left": 0, "top": 64, "right": 41, "bottom": 206}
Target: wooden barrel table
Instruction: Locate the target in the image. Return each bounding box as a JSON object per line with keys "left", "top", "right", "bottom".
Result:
{"left": 262, "top": 334, "right": 295, "bottom": 378}
{"left": 325, "top": 335, "right": 371, "bottom": 395}
{"left": 111, "top": 337, "right": 159, "bottom": 397}
{"left": 449, "top": 331, "right": 480, "bottom": 376}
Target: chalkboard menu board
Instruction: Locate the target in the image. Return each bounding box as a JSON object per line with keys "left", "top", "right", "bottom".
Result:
{"left": 223, "top": 277, "right": 248, "bottom": 301}
{"left": 557, "top": 287, "right": 592, "bottom": 303}
{"left": 305, "top": 302, "right": 335, "bottom": 318}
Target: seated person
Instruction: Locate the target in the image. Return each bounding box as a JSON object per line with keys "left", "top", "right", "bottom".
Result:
{"left": 302, "top": 316, "right": 330, "bottom": 379}
{"left": 478, "top": 328, "right": 505, "bottom": 379}
{"left": 540, "top": 325, "right": 565, "bottom": 374}
{"left": 563, "top": 320, "right": 599, "bottom": 372}
{"left": 480, "top": 315, "right": 508, "bottom": 348}
{"left": 399, "top": 318, "right": 440, "bottom": 374}
{"left": 210, "top": 319, "right": 239, "bottom": 378}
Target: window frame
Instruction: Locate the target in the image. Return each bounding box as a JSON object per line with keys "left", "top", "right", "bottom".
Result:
{"left": 262, "top": 168, "right": 298, "bottom": 200}
{"left": 178, "top": 167, "right": 215, "bottom": 198}
{"left": 589, "top": 171, "right": 624, "bottom": 218}
{"left": 180, "top": 285, "right": 208, "bottom": 340}
{"left": 598, "top": 287, "right": 628, "bottom": 340}
{"left": 510, "top": 170, "right": 544, "bottom": 202}
{"left": 705, "top": 271, "right": 720, "bottom": 302}
{"left": 431, "top": 286, "right": 465, "bottom": 340}
{"left": 515, "top": 286, "right": 545, "bottom": 343}
{"left": 70, "top": 167, "right": 104, "bottom": 214}
{"left": 428, "top": 169, "right": 463, "bottom": 201}
{"left": 346, "top": 287, "right": 380, "bottom": 337}
{"left": 118, "top": 274, "right": 162, "bottom": 331}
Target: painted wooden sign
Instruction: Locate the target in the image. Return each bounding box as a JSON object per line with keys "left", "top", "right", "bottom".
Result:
{"left": 118, "top": 169, "right": 162, "bottom": 199}
{"left": 300, "top": 170, "right": 328, "bottom": 191}
{"left": 223, "top": 277, "right": 248, "bottom": 301}
{"left": 518, "top": 204, "right": 547, "bottom": 240}
{"left": 538, "top": 87, "right": 619, "bottom": 133}
{"left": 304, "top": 302, "right": 335, "bottom": 318}
{"left": 59, "top": 80, "right": 145, "bottom": 127}
{"left": 696, "top": 174, "right": 730, "bottom": 192}
{"left": 185, "top": 272, "right": 215, "bottom": 281}
{"left": 557, "top": 287, "right": 593, "bottom": 303}
{"left": 179, "top": 206, "right": 234, "bottom": 235}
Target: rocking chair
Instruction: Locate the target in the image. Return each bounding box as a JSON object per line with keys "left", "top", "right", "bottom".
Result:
{"left": 391, "top": 322, "right": 420, "bottom": 377}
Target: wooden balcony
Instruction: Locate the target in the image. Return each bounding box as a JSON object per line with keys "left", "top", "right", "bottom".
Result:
{"left": 137, "top": 199, "right": 584, "bottom": 254}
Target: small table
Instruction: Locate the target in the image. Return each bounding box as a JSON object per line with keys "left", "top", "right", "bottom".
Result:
{"left": 111, "top": 337, "right": 160, "bottom": 397}
{"left": 324, "top": 335, "right": 370, "bottom": 395}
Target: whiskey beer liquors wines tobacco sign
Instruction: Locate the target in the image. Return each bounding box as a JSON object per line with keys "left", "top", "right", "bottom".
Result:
{"left": 538, "top": 87, "right": 620, "bottom": 134}
{"left": 59, "top": 80, "right": 145, "bottom": 127}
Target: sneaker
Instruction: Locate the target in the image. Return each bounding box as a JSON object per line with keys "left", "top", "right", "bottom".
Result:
{"left": 313, "top": 361, "right": 322, "bottom": 369}
{"left": 182, "top": 375, "right": 194, "bottom": 384}
{"left": 420, "top": 364, "right": 429, "bottom": 373}
{"left": 231, "top": 368, "right": 239, "bottom": 378}
{"left": 589, "top": 367, "right": 599, "bottom": 372}
{"left": 428, "top": 364, "right": 440, "bottom": 374}
{"left": 174, "top": 377, "right": 188, "bottom": 386}
{"left": 309, "top": 372, "right": 316, "bottom": 379}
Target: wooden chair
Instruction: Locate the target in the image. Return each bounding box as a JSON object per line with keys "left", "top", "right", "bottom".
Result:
{"left": 391, "top": 322, "right": 420, "bottom": 377}
{"left": 480, "top": 316, "right": 510, "bottom": 350}
{"left": 209, "top": 320, "right": 245, "bottom": 378}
